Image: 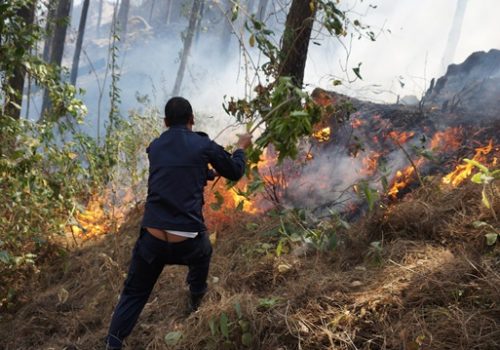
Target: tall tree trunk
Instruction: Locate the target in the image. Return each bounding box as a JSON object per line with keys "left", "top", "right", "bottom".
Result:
{"left": 441, "top": 0, "right": 467, "bottom": 73}
{"left": 43, "top": 0, "right": 57, "bottom": 62}
{"left": 195, "top": 0, "right": 205, "bottom": 44}
{"left": 257, "top": 0, "right": 269, "bottom": 21}
{"left": 3, "top": 0, "right": 36, "bottom": 120}
{"left": 278, "top": 0, "right": 317, "bottom": 87}
{"left": 219, "top": 0, "right": 233, "bottom": 53}
{"left": 165, "top": 0, "right": 173, "bottom": 26}
{"left": 40, "top": 0, "right": 72, "bottom": 119}
{"left": 97, "top": 0, "right": 104, "bottom": 36}
{"left": 70, "top": 0, "right": 89, "bottom": 85}
{"left": 149, "top": 0, "right": 156, "bottom": 23}
{"left": 117, "top": 0, "right": 130, "bottom": 37}
{"left": 171, "top": 0, "right": 202, "bottom": 96}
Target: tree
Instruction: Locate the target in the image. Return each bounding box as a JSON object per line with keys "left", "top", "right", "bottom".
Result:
{"left": 278, "top": 0, "right": 317, "bottom": 87}
{"left": 2, "top": 0, "right": 37, "bottom": 120}
{"left": 70, "top": 0, "right": 90, "bottom": 85}
{"left": 148, "top": 0, "right": 157, "bottom": 23}
{"left": 117, "top": 0, "right": 130, "bottom": 37}
{"left": 172, "top": 0, "right": 203, "bottom": 96}
{"left": 219, "top": 0, "right": 234, "bottom": 53}
{"left": 441, "top": 0, "right": 467, "bottom": 73}
{"left": 257, "top": 0, "right": 269, "bottom": 21}
{"left": 40, "top": 0, "right": 72, "bottom": 119}
{"left": 165, "top": 0, "right": 173, "bottom": 26}
{"left": 42, "top": 0, "right": 57, "bottom": 62}
{"left": 96, "top": 0, "right": 104, "bottom": 36}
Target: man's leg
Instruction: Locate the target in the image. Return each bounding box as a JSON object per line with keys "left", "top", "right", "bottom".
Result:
{"left": 185, "top": 233, "right": 212, "bottom": 312}
{"left": 106, "top": 236, "right": 164, "bottom": 349}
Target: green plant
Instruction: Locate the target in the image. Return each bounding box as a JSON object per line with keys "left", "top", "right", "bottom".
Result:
{"left": 473, "top": 221, "right": 499, "bottom": 247}
{"left": 467, "top": 159, "right": 499, "bottom": 220}
{"left": 207, "top": 302, "right": 253, "bottom": 349}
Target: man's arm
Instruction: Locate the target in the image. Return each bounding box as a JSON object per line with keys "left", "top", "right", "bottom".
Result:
{"left": 207, "top": 134, "right": 252, "bottom": 181}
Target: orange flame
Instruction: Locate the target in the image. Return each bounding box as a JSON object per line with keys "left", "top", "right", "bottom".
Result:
{"left": 442, "top": 140, "right": 494, "bottom": 187}
{"left": 429, "top": 127, "right": 462, "bottom": 152}
{"left": 389, "top": 130, "right": 415, "bottom": 144}
{"left": 387, "top": 158, "right": 425, "bottom": 199}
{"left": 71, "top": 190, "right": 131, "bottom": 240}
{"left": 360, "top": 152, "right": 380, "bottom": 176}
{"left": 312, "top": 127, "right": 331, "bottom": 143}
{"left": 351, "top": 118, "right": 363, "bottom": 128}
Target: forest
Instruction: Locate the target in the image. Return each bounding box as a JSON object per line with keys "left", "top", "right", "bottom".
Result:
{"left": 0, "top": 0, "right": 499, "bottom": 349}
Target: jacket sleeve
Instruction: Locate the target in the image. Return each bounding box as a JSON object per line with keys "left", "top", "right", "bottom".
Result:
{"left": 207, "top": 141, "right": 246, "bottom": 181}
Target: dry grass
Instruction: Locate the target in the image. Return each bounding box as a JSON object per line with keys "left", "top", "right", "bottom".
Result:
{"left": 0, "top": 182, "right": 498, "bottom": 350}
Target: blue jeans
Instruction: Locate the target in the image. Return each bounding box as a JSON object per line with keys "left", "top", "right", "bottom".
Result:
{"left": 106, "top": 227, "right": 212, "bottom": 349}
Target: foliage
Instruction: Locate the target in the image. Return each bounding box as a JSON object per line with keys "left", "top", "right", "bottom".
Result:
{"left": 467, "top": 159, "right": 499, "bottom": 212}
{"left": 207, "top": 302, "right": 253, "bottom": 349}
{"left": 263, "top": 208, "right": 349, "bottom": 254}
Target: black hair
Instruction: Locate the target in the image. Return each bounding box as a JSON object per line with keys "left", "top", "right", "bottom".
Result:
{"left": 164, "top": 97, "right": 193, "bottom": 126}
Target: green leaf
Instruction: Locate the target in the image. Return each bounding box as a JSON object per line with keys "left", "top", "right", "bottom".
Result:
{"left": 0, "top": 250, "right": 11, "bottom": 264}
{"left": 481, "top": 188, "right": 491, "bottom": 209}
{"left": 238, "top": 319, "right": 250, "bottom": 332}
{"left": 485, "top": 233, "right": 498, "bottom": 246}
{"left": 164, "top": 331, "right": 182, "bottom": 346}
{"left": 241, "top": 332, "right": 253, "bottom": 347}
{"left": 352, "top": 63, "right": 363, "bottom": 80}
{"left": 209, "top": 317, "right": 218, "bottom": 336}
{"left": 463, "top": 159, "right": 489, "bottom": 173}
{"left": 220, "top": 313, "right": 230, "bottom": 338}
{"left": 275, "top": 239, "right": 284, "bottom": 257}
{"left": 332, "top": 79, "right": 342, "bottom": 86}
{"left": 234, "top": 302, "right": 242, "bottom": 319}
{"left": 471, "top": 173, "right": 483, "bottom": 184}
{"left": 473, "top": 221, "right": 490, "bottom": 229}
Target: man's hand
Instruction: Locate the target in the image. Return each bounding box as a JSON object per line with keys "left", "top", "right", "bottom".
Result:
{"left": 236, "top": 133, "right": 252, "bottom": 150}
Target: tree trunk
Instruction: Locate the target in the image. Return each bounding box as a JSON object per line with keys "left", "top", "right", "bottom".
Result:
{"left": 149, "top": 0, "right": 156, "bottom": 23}
{"left": 195, "top": 0, "right": 205, "bottom": 44}
{"left": 3, "top": 0, "right": 36, "bottom": 120}
{"left": 278, "top": 0, "right": 317, "bottom": 87}
{"left": 43, "top": 0, "right": 57, "bottom": 62}
{"left": 171, "top": 0, "right": 202, "bottom": 96}
{"left": 219, "top": 0, "right": 233, "bottom": 53}
{"left": 117, "top": 0, "right": 130, "bottom": 37}
{"left": 40, "top": 0, "right": 72, "bottom": 119}
{"left": 441, "top": 0, "right": 467, "bottom": 73}
{"left": 96, "top": 0, "right": 104, "bottom": 36}
{"left": 165, "top": 0, "right": 173, "bottom": 26}
{"left": 70, "top": 0, "right": 89, "bottom": 85}
{"left": 257, "top": 0, "right": 269, "bottom": 21}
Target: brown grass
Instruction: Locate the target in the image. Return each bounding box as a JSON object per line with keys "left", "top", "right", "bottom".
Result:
{"left": 0, "top": 182, "right": 498, "bottom": 350}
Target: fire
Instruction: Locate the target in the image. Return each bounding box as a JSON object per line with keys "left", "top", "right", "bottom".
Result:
{"left": 312, "top": 127, "right": 331, "bottom": 143}
{"left": 442, "top": 140, "right": 494, "bottom": 187}
{"left": 351, "top": 118, "right": 363, "bottom": 128}
{"left": 360, "top": 152, "right": 380, "bottom": 176}
{"left": 429, "top": 127, "right": 462, "bottom": 151}
{"left": 387, "top": 158, "right": 425, "bottom": 199}
{"left": 388, "top": 130, "right": 415, "bottom": 144}
{"left": 71, "top": 190, "right": 129, "bottom": 240}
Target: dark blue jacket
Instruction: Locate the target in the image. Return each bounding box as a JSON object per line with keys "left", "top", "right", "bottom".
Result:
{"left": 141, "top": 125, "right": 246, "bottom": 232}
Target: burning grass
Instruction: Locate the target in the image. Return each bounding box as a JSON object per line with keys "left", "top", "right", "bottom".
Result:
{"left": 0, "top": 175, "right": 498, "bottom": 349}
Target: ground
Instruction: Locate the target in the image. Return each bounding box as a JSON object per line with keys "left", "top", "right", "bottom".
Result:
{"left": 0, "top": 182, "right": 499, "bottom": 350}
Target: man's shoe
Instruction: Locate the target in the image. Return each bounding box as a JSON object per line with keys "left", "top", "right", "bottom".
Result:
{"left": 188, "top": 292, "right": 205, "bottom": 314}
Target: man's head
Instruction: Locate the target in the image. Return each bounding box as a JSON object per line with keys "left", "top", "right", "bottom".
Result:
{"left": 164, "top": 97, "right": 194, "bottom": 128}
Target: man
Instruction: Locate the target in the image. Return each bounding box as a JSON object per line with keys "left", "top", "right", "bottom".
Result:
{"left": 106, "top": 97, "right": 252, "bottom": 349}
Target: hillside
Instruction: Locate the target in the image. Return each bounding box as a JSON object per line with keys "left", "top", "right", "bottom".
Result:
{"left": 1, "top": 179, "right": 498, "bottom": 349}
